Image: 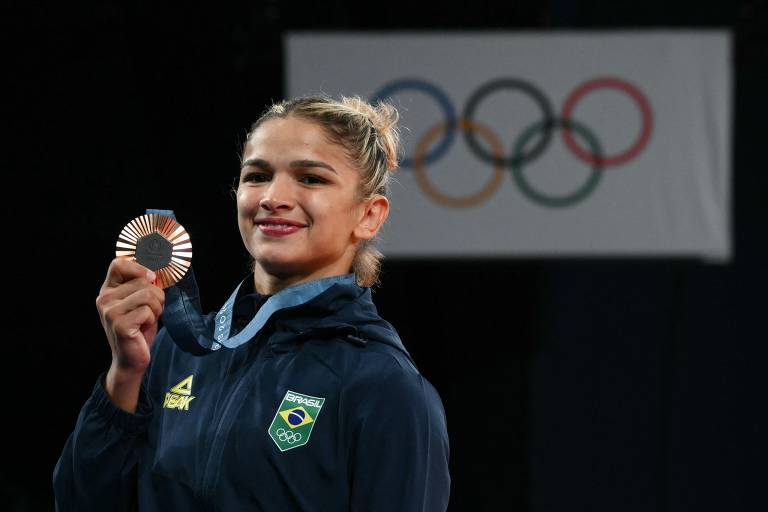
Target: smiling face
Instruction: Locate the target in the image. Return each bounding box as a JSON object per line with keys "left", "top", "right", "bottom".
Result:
{"left": 237, "top": 115, "right": 388, "bottom": 294}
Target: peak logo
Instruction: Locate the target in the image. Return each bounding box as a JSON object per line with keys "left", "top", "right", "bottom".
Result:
{"left": 163, "top": 375, "right": 196, "bottom": 411}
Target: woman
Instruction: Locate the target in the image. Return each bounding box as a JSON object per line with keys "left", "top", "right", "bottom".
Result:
{"left": 53, "top": 96, "right": 451, "bottom": 511}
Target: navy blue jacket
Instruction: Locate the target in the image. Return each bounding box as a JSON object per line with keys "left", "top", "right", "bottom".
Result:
{"left": 53, "top": 279, "right": 450, "bottom": 511}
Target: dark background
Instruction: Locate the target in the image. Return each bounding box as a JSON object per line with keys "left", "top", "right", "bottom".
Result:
{"left": 4, "top": 0, "right": 767, "bottom": 510}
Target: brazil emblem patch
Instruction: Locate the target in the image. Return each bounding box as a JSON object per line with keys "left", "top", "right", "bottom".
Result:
{"left": 268, "top": 390, "right": 325, "bottom": 452}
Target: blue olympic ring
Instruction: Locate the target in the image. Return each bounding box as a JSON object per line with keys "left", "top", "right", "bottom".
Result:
{"left": 369, "top": 78, "right": 456, "bottom": 168}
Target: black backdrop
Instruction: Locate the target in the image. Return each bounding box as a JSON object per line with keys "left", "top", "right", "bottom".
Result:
{"left": 4, "top": 1, "right": 767, "bottom": 510}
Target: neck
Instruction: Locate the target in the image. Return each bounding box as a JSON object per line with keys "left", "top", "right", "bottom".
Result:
{"left": 252, "top": 265, "right": 353, "bottom": 295}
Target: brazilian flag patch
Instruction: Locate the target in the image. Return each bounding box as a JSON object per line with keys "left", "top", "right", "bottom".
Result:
{"left": 268, "top": 390, "right": 325, "bottom": 452}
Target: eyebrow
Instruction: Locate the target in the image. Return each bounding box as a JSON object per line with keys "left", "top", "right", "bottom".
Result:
{"left": 241, "top": 158, "right": 337, "bottom": 175}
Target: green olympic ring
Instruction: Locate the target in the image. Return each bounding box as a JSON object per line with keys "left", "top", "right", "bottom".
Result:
{"left": 510, "top": 118, "right": 604, "bottom": 208}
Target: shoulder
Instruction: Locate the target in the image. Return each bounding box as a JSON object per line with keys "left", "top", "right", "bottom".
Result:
{"left": 349, "top": 345, "right": 434, "bottom": 398}
{"left": 330, "top": 341, "right": 446, "bottom": 430}
{"left": 304, "top": 336, "right": 428, "bottom": 390}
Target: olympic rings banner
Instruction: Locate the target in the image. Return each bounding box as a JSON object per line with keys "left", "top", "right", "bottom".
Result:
{"left": 286, "top": 32, "right": 731, "bottom": 260}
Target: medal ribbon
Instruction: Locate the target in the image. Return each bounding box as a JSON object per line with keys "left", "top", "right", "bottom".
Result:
{"left": 148, "top": 209, "right": 355, "bottom": 355}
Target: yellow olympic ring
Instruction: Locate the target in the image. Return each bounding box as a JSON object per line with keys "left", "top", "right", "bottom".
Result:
{"left": 412, "top": 119, "right": 505, "bottom": 209}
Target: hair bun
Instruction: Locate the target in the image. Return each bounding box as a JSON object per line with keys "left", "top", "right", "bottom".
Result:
{"left": 341, "top": 96, "right": 400, "bottom": 173}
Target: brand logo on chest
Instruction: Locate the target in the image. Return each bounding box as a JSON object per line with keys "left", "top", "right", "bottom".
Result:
{"left": 163, "top": 375, "right": 196, "bottom": 411}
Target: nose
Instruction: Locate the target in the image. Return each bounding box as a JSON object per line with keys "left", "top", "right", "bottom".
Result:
{"left": 259, "top": 174, "right": 295, "bottom": 212}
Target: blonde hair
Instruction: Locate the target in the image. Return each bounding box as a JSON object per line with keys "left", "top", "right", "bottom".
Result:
{"left": 244, "top": 95, "right": 400, "bottom": 287}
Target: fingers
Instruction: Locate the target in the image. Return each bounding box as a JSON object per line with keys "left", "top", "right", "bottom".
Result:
{"left": 98, "top": 258, "right": 163, "bottom": 312}
{"left": 97, "top": 258, "right": 165, "bottom": 333}
{"left": 97, "top": 258, "right": 164, "bottom": 375}
{"left": 99, "top": 274, "right": 165, "bottom": 304}
{"left": 109, "top": 306, "right": 157, "bottom": 373}
{"left": 100, "top": 286, "right": 165, "bottom": 327}
{"left": 112, "top": 305, "right": 158, "bottom": 341}
{"left": 103, "top": 258, "right": 156, "bottom": 289}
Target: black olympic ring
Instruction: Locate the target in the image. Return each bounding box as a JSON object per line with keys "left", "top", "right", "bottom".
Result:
{"left": 462, "top": 78, "right": 555, "bottom": 168}
{"left": 369, "top": 76, "right": 653, "bottom": 208}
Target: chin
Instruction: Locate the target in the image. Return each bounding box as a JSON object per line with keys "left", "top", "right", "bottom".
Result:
{"left": 253, "top": 255, "right": 308, "bottom": 278}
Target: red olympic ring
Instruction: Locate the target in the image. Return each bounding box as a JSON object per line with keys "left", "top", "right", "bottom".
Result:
{"left": 560, "top": 77, "right": 653, "bottom": 167}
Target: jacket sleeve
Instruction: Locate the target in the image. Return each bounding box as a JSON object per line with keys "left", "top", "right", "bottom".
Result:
{"left": 347, "top": 361, "right": 451, "bottom": 511}
{"left": 52, "top": 373, "right": 154, "bottom": 511}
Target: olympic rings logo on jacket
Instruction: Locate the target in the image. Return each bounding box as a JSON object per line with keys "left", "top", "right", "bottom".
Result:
{"left": 370, "top": 77, "right": 653, "bottom": 208}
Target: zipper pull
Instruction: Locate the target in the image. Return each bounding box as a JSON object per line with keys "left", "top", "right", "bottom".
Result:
{"left": 345, "top": 334, "right": 368, "bottom": 347}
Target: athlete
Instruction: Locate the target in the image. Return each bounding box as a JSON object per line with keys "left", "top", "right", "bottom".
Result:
{"left": 53, "top": 96, "right": 451, "bottom": 511}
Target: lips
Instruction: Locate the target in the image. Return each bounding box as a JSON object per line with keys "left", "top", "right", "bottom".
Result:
{"left": 254, "top": 217, "right": 306, "bottom": 236}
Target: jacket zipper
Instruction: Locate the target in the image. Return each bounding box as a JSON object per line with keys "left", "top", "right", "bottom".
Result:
{"left": 196, "top": 335, "right": 270, "bottom": 510}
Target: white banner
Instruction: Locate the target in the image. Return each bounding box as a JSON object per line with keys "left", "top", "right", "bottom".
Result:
{"left": 286, "top": 32, "right": 731, "bottom": 260}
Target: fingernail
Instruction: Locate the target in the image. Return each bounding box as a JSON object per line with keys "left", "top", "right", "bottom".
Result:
{"left": 147, "top": 270, "right": 156, "bottom": 283}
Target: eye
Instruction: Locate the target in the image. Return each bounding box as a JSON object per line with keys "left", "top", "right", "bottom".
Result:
{"left": 242, "top": 171, "right": 271, "bottom": 184}
{"left": 299, "top": 174, "right": 326, "bottom": 185}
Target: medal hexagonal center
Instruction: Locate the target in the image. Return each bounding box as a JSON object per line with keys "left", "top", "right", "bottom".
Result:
{"left": 135, "top": 232, "right": 173, "bottom": 271}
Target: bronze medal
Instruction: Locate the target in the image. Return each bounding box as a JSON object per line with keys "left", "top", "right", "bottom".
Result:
{"left": 115, "top": 214, "right": 193, "bottom": 288}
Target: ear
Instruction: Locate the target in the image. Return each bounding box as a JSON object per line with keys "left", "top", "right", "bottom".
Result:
{"left": 353, "top": 194, "right": 389, "bottom": 241}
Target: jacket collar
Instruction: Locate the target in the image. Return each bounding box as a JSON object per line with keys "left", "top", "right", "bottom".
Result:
{"left": 235, "top": 274, "right": 413, "bottom": 362}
